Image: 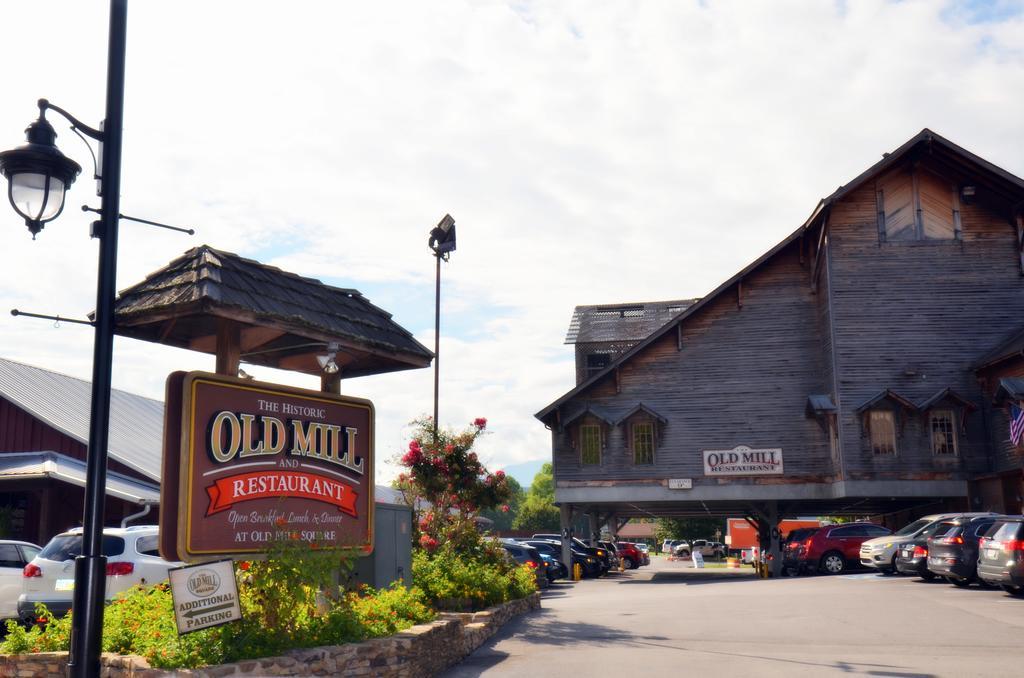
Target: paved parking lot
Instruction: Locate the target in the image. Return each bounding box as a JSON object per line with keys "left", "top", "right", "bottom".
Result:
{"left": 443, "top": 557, "right": 1024, "bottom": 677}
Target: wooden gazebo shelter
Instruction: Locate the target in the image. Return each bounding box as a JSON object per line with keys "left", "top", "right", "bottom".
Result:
{"left": 111, "top": 245, "right": 432, "bottom": 389}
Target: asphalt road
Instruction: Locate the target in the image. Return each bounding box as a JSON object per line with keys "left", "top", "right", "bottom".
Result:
{"left": 442, "top": 557, "right": 1024, "bottom": 677}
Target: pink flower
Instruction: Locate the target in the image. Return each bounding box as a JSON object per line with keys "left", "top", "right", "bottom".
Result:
{"left": 409, "top": 440, "right": 422, "bottom": 453}
{"left": 473, "top": 417, "right": 487, "bottom": 429}
{"left": 495, "top": 470, "right": 505, "bottom": 479}
{"left": 419, "top": 535, "right": 439, "bottom": 552}
{"left": 401, "top": 448, "right": 423, "bottom": 466}
{"left": 445, "top": 444, "right": 455, "bottom": 453}
{"left": 501, "top": 504, "right": 510, "bottom": 513}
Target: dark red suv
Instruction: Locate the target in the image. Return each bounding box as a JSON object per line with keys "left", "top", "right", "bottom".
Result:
{"left": 790, "top": 523, "right": 892, "bottom": 575}
{"left": 616, "top": 542, "right": 644, "bottom": 569}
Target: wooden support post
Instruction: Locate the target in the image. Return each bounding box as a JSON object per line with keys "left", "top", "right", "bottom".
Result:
{"left": 1016, "top": 215, "right": 1024, "bottom": 275}
{"left": 587, "top": 512, "right": 599, "bottom": 546}
{"left": 215, "top": 318, "right": 241, "bottom": 376}
{"left": 560, "top": 504, "right": 574, "bottom": 580}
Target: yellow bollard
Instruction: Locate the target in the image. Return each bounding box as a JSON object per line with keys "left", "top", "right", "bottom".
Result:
{"left": 573, "top": 563, "right": 582, "bottom": 581}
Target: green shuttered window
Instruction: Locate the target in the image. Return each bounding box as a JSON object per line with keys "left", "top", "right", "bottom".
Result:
{"left": 580, "top": 424, "right": 601, "bottom": 465}
{"left": 633, "top": 422, "right": 655, "bottom": 465}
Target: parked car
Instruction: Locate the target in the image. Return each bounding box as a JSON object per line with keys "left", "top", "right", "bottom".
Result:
{"left": 500, "top": 542, "right": 549, "bottom": 589}
{"left": 522, "top": 539, "right": 602, "bottom": 578}
{"left": 860, "top": 513, "right": 996, "bottom": 574}
{"left": 532, "top": 534, "right": 611, "bottom": 574}
{"left": 894, "top": 519, "right": 959, "bottom": 580}
{"left": 0, "top": 540, "right": 40, "bottom": 620}
{"left": 688, "top": 540, "right": 725, "bottom": 559}
{"left": 789, "top": 523, "right": 892, "bottom": 575}
{"left": 597, "top": 541, "right": 620, "bottom": 570}
{"left": 782, "top": 527, "right": 820, "bottom": 574}
{"left": 636, "top": 543, "right": 650, "bottom": 555}
{"left": 926, "top": 514, "right": 1000, "bottom": 587}
{"left": 19, "top": 525, "right": 181, "bottom": 624}
{"left": 977, "top": 516, "right": 1024, "bottom": 596}
{"left": 615, "top": 542, "right": 644, "bottom": 569}
{"left": 661, "top": 539, "right": 688, "bottom": 554}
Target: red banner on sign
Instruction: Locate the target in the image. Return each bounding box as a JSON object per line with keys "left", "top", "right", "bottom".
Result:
{"left": 205, "top": 471, "right": 358, "bottom": 517}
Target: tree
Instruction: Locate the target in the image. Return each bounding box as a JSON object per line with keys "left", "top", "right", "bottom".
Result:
{"left": 655, "top": 517, "right": 726, "bottom": 544}
{"left": 479, "top": 476, "right": 524, "bottom": 530}
{"left": 394, "top": 416, "right": 513, "bottom": 553}
{"left": 512, "top": 463, "right": 559, "bottom": 532}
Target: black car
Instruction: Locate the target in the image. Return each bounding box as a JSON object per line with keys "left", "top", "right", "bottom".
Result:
{"left": 522, "top": 539, "right": 602, "bottom": 578}
{"left": 781, "top": 528, "right": 819, "bottom": 575}
{"left": 895, "top": 520, "right": 958, "bottom": 580}
{"left": 500, "top": 542, "right": 550, "bottom": 588}
{"left": 926, "top": 515, "right": 1000, "bottom": 587}
{"left": 532, "top": 534, "right": 610, "bottom": 574}
{"left": 977, "top": 516, "right": 1024, "bottom": 596}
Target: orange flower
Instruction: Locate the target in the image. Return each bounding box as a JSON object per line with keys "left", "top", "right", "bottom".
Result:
{"left": 238, "top": 561, "right": 251, "bottom": 571}
{"left": 275, "top": 516, "right": 287, "bottom": 527}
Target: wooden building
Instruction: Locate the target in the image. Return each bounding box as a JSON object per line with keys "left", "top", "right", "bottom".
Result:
{"left": 536, "top": 130, "right": 1024, "bottom": 572}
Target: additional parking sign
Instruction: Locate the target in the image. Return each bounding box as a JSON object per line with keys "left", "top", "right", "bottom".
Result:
{"left": 169, "top": 560, "right": 242, "bottom": 634}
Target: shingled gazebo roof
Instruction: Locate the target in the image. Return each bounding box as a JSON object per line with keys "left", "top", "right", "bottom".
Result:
{"left": 111, "top": 245, "right": 433, "bottom": 378}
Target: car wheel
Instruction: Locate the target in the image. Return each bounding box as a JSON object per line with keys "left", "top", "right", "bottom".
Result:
{"left": 947, "top": 576, "right": 972, "bottom": 588}
{"left": 1000, "top": 584, "right": 1024, "bottom": 597}
{"left": 919, "top": 569, "right": 935, "bottom": 581}
{"left": 887, "top": 554, "right": 899, "bottom": 574}
{"left": 624, "top": 557, "right": 637, "bottom": 569}
{"left": 819, "top": 551, "right": 846, "bottom": 575}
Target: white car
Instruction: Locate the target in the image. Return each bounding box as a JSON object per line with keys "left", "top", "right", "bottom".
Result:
{"left": 0, "top": 540, "right": 41, "bottom": 619}
{"left": 19, "top": 525, "right": 182, "bottom": 623}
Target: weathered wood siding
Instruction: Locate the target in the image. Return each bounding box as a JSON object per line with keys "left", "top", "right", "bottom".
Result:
{"left": 979, "top": 363, "right": 1024, "bottom": 475}
{"left": 552, "top": 243, "right": 831, "bottom": 485}
{"left": 826, "top": 162, "right": 1023, "bottom": 481}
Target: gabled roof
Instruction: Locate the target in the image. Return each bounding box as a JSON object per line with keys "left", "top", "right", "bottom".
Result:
{"left": 917, "top": 388, "right": 976, "bottom": 412}
{"left": 111, "top": 246, "right": 433, "bottom": 379}
{"left": 854, "top": 390, "right": 918, "bottom": 413}
{"left": 536, "top": 129, "right": 1024, "bottom": 425}
{"left": 565, "top": 299, "right": 699, "bottom": 344}
{"left": 0, "top": 358, "right": 163, "bottom": 481}
{"left": 613, "top": 403, "right": 668, "bottom": 426}
{"left": 561, "top": 403, "right": 617, "bottom": 428}
{"left": 806, "top": 394, "right": 837, "bottom": 417}
{"left": 973, "top": 325, "right": 1024, "bottom": 372}
{"left": 994, "top": 377, "right": 1024, "bottom": 404}
{"left": 0, "top": 451, "right": 160, "bottom": 504}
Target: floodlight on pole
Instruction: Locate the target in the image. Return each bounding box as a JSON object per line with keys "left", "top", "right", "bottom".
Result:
{"left": 428, "top": 214, "right": 456, "bottom": 435}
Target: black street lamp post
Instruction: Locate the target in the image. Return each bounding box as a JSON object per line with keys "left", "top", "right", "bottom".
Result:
{"left": 428, "top": 214, "right": 456, "bottom": 436}
{"left": 0, "top": 2, "right": 127, "bottom": 676}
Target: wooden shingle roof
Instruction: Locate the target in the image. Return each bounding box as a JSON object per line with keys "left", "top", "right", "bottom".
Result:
{"left": 112, "top": 246, "right": 433, "bottom": 378}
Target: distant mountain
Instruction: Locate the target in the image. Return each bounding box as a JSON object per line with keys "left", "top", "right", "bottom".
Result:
{"left": 498, "top": 459, "right": 548, "bottom": 489}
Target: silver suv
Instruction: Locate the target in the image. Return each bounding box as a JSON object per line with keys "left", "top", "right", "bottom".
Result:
{"left": 859, "top": 513, "right": 997, "bottom": 573}
{"left": 19, "top": 525, "right": 182, "bottom": 623}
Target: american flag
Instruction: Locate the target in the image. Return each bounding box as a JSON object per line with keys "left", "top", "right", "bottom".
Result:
{"left": 1010, "top": 403, "right": 1024, "bottom": 446}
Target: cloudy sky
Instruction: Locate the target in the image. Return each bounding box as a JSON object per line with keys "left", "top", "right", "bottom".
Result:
{"left": 1, "top": 0, "right": 1022, "bottom": 486}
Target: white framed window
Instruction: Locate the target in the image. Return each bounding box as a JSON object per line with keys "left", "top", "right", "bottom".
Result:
{"left": 930, "top": 409, "right": 958, "bottom": 456}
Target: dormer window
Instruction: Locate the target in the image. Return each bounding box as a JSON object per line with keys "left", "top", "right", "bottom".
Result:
{"left": 876, "top": 166, "right": 961, "bottom": 242}
{"left": 580, "top": 424, "right": 602, "bottom": 465}
{"left": 632, "top": 422, "right": 655, "bottom": 465}
{"left": 869, "top": 410, "right": 897, "bottom": 455}
{"left": 929, "top": 409, "right": 958, "bottom": 456}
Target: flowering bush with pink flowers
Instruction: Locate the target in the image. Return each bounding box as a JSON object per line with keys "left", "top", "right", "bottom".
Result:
{"left": 396, "top": 416, "right": 534, "bottom": 610}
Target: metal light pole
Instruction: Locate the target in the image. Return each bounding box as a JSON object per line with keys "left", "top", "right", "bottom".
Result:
{"left": 428, "top": 214, "right": 456, "bottom": 436}
{"left": 0, "top": 2, "right": 127, "bottom": 675}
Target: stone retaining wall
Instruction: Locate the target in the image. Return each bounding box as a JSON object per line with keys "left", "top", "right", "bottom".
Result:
{"left": 0, "top": 592, "right": 540, "bottom": 678}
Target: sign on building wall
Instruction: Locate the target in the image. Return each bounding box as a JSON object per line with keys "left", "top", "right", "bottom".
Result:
{"left": 160, "top": 371, "right": 374, "bottom": 562}
{"left": 169, "top": 560, "right": 241, "bottom": 634}
{"left": 702, "top": 445, "right": 783, "bottom": 476}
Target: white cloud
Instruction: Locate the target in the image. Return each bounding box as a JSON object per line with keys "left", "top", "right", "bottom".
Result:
{"left": 1, "top": 0, "right": 1022, "bottom": 486}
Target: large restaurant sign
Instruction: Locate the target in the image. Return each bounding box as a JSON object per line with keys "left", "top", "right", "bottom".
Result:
{"left": 702, "top": 445, "right": 784, "bottom": 476}
{"left": 160, "top": 372, "right": 374, "bottom": 562}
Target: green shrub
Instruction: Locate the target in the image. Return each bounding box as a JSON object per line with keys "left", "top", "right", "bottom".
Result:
{"left": 0, "top": 543, "right": 436, "bottom": 670}
{"left": 413, "top": 544, "right": 537, "bottom": 611}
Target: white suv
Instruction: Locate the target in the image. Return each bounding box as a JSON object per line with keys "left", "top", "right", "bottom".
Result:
{"left": 18, "top": 525, "right": 182, "bottom": 623}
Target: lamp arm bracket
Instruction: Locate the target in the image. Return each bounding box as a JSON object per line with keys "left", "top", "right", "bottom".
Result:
{"left": 39, "top": 99, "right": 104, "bottom": 140}
{"left": 10, "top": 308, "right": 95, "bottom": 327}
{"left": 80, "top": 206, "right": 195, "bottom": 235}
